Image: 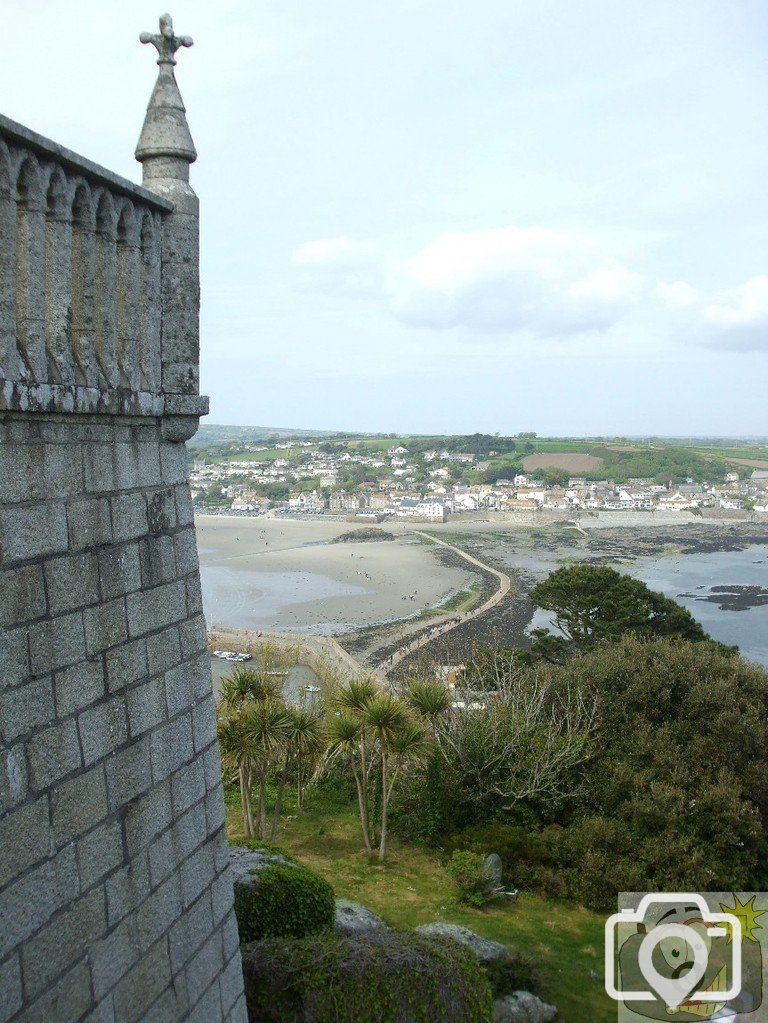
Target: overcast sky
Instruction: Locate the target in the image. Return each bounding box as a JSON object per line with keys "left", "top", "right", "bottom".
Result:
{"left": 2, "top": 1, "right": 767, "bottom": 436}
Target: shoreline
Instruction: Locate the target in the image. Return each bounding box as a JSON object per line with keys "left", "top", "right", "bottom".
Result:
{"left": 196, "top": 514, "right": 768, "bottom": 671}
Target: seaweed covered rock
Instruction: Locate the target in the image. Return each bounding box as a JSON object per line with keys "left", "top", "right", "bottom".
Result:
{"left": 331, "top": 527, "right": 395, "bottom": 543}
{"left": 241, "top": 929, "right": 493, "bottom": 1023}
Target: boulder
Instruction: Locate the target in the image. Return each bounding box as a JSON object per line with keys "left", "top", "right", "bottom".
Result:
{"left": 228, "top": 844, "right": 294, "bottom": 886}
{"left": 415, "top": 922, "right": 509, "bottom": 964}
{"left": 484, "top": 852, "right": 504, "bottom": 891}
{"left": 334, "top": 899, "right": 388, "bottom": 935}
{"left": 493, "top": 991, "right": 557, "bottom": 1023}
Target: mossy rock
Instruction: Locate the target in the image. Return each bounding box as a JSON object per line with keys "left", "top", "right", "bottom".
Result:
{"left": 241, "top": 929, "right": 493, "bottom": 1023}
{"left": 231, "top": 848, "right": 335, "bottom": 943}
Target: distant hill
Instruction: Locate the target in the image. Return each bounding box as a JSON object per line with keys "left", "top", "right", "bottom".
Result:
{"left": 188, "top": 424, "right": 350, "bottom": 447}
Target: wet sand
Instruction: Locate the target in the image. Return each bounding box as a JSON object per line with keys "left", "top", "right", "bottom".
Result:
{"left": 196, "top": 516, "right": 478, "bottom": 636}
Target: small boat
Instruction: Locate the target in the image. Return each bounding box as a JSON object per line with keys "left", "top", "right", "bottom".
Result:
{"left": 212, "top": 650, "right": 252, "bottom": 662}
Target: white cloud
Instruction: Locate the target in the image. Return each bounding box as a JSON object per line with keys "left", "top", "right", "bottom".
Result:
{"left": 568, "top": 266, "right": 645, "bottom": 302}
{"left": 292, "top": 236, "right": 363, "bottom": 266}
{"left": 293, "top": 226, "right": 768, "bottom": 353}
{"left": 294, "top": 223, "right": 649, "bottom": 339}
{"left": 702, "top": 276, "right": 768, "bottom": 327}
{"left": 661, "top": 277, "right": 768, "bottom": 352}
{"left": 291, "top": 236, "right": 386, "bottom": 299}
{"left": 656, "top": 280, "right": 699, "bottom": 309}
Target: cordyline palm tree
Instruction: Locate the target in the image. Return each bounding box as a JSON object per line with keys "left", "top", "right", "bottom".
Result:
{"left": 326, "top": 712, "right": 374, "bottom": 854}
{"left": 240, "top": 698, "right": 291, "bottom": 840}
{"left": 218, "top": 711, "right": 258, "bottom": 838}
{"left": 375, "top": 716, "right": 429, "bottom": 862}
{"left": 219, "top": 666, "right": 283, "bottom": 708}
{"left": 217, "top": 666, "right": 286, "bottom": 838}
{"left": 403, "top": 679, "right": 452, "bottom": 737}
{"left": 334, "top": 678, "right": 377, "bottom": 849}
{"left": 325, "top": 678, "right": 431, "bottom": 861}
{"left": 360, "top": 693, "right": 410, "bottom": 862}
{"left": 270, "top": 706, "right": 324, "bottom": 840}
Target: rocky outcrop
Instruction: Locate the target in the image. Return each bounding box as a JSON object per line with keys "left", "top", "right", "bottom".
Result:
{"left": 228, "top": 843, "right": 294, "bottom": 884}
{"left": 493, "top": 991, "right": 557, "bottom": 1023}
{"left": 334, "top": 899, "right": 389, "bottom": 935}
{"left": 415, "top": 922, "right": 510, "bottom": 964}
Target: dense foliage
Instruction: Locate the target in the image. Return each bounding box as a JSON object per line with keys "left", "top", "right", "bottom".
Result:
{"left": 241, "top": 930, "right": 493, "bottom": 1023}
{"left": 545, "top": 636, "right": 768, "bottom": 907}
{"left": 446, "top": 850, "right": 496, "bottom": 907}
{"left": 390, "top": 636, "right": 768, "bottom": 910}
{"left": 233, "top": 861, "right": 336, "bottom": 942}
{"left": 530, "top": 564, "right": 711, "bottom": 654}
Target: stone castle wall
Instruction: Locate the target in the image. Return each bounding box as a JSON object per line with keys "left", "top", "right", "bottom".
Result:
{"left": 0, "top": 31, "right": 246, "bottom": 1023}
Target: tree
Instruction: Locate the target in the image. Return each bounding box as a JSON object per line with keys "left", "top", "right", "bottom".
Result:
{"left": 529, "top": 564, "right": 710, "bottom": 652}
{"left": 218, "top": 666, "right": 286, "bottom": 838}
{"left": 434, "top": 653, "right": 596, "bottom": 812}
{"left": 543, "top": 637, "right": 768, "bottom": 905}
{"left": 271, "top": 706, "right": 323, "bottom": 837}
{"left": 360, "top": 693, "right": 422, "bottom": 862}
{"left": 325, "top": 678, "right": 429, "bottom": 861}
{"left": 403, "top": 678, "right": 452, "bottom": 736}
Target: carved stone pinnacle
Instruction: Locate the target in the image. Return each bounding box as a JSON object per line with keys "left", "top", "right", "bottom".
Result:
{"left": 140, "top": 13, "right": 193, "bottom": 66}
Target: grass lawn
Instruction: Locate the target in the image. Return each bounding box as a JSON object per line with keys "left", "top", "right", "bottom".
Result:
{"left": 226, "top": 783, "right": 617, "bottom": 1023}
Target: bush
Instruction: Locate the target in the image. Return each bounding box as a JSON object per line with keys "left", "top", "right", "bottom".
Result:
{"left": 241, "top": 929, "right": 493, "bottom": 1023}
{"left": 388, "top": 755, "right": 483, "bottom": 845}
{"left": 233, "top": 861, "right": 335, "bottom": 942}
{"left": 445, "top": 823, "right": 567, "bottom": 897}
{"left": 483, "top": 948, "right": 542, "bottom": 998}
{"left": 446, "top": 850, "right": 495, "bottom": 907}
{"left": 542, "top": 637, "right": 768, "bottom": 908}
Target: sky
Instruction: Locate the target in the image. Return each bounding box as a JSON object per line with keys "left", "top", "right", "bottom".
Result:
{"left": 1, "top": 0, "right": 767, "bottom": 436}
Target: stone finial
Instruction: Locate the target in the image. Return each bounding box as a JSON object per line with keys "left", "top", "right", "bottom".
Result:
{"left": 135, "top": 13, "right": 197, "bottom": 170}
{"left": 140, "top": 13, "right": 193, "bottom": 66}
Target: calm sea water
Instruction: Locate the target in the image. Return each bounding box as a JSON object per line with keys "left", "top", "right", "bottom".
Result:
{"left": 199, "top": 563, "right": 369, "bottom": 632}
{"left": 528, "top": 545, "right": 768, "bottom": 668}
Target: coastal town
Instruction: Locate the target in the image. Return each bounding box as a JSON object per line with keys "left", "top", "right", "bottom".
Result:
{"left": 189, "top": 437, "right": 768, "bottom": 521}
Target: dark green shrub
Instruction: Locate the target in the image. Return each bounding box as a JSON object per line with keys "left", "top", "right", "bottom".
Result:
{"left": 233, "top": 862, "right": 335, "bottom": 942}
{"left": 446, "top": 850, "right": 494, "bottom": 907}
{"left": 241, "top": 929, "right": 493, "bottom": 1023}
{"left": 483, "top": 948, "right": 541, "bottom": 998}
{"left": 445, "top": 823, "right": 567, "bottom": 896}
{"left": 388, "top": 755, "right": 480, "bottom": 845}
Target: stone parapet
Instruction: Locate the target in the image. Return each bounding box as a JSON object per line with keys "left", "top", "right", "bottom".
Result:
{"left": 0, "top": 107, "right": 204, "bottom": 442}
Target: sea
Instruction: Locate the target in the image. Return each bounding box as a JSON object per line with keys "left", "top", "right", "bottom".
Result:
{"left": 199, "top": 537, "right": 768, "bottom": 670}
{"left": 527, "top": 544, "right": 768, "bottom": 668}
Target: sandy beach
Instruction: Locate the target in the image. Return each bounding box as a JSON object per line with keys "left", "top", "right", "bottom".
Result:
{"left": 196, "top": 515, "right": 478, "bottom": 635}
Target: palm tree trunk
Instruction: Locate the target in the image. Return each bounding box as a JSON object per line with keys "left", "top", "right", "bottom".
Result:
{"left": 378, "top": 746, "right": 389, "bottom": 863}
{"left": 258, "top": 772, "right": 267, "bottom": 840}
{"left": 239, "top": 766, "right": 252, "bottom": 838}
{"left": 359, "top": 732, "right": 370, "bottom": 837}
{"left": 244, "top": 769, "right": 256, "bottom": 838}
{"left": 271, "top": 756, "right": 290, "bottom": 840}
{"left": 350, "top": 761, "right": 373, "bottom": 854}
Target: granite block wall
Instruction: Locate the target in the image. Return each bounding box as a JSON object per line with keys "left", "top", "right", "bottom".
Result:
{"left": 0, "top": 18, "right": 246, "bottom": 1022}
{"left": 0, "top": 418, "right": 246, "bottom": 1023}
